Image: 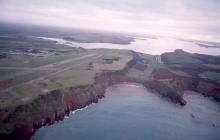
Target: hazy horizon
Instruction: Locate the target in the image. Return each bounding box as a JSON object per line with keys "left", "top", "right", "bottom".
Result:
{"left": 0, "top": 0, "right": 220, "bottom": 42}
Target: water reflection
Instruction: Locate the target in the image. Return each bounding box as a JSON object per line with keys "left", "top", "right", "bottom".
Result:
{"left": 38, "top": 36, "right": 220, "bottom": 56}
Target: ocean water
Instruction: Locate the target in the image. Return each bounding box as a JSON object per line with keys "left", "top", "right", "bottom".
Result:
{"left": 33, "top": 84, "right": 220, "bottom": 140}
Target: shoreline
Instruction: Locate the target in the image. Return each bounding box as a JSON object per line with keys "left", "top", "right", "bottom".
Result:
{"left": 0, "top": 76, "right": 185, "bottom": 140}
{"left": 1, "top": 51, "right": 219, "bottom": 140}
{"left": 36, "top": 36, "right": 220, "bottom": 56}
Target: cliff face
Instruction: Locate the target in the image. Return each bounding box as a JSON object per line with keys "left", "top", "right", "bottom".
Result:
{"left": 143, "top": 80, "right": 186, "bottom": 105}
{"left": 159, "top": 77, "right": 220, "bottom": 101}
{"left": 189, "top": 79, "right": 220, "bottom": 101}
{"left": 1, "top": 51, "right": 219, "bottom": 140}
{"left": 160, "top": 49, "right": 220, "bottom": 101}
{"left": 1, "top": 71, "right": 135, "bottom": 140}
{"left": 1, "top": 66, "right": 187, "bottom": 140}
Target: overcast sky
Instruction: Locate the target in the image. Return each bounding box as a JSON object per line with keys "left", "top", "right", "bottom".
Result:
{"left": 0, "top": 0, "right": 220, "bottom": 42}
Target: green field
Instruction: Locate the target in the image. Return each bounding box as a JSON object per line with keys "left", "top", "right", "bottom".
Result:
{"left": 0, "top": 46, "right": 133, "bottom": 109}
{"left": 200, "top": 71, "right": 220, "bottom": 83}
{"left": 0, "top": 91, "right": 21, "bottom": 109}
{"left": 13, "top": 84, "right": 43, "bottom": 100}
{"left": 162, "top": 50, "right": 202, "bottom": 64}
{"left": 39, "top": 66, "right": 96, "bottom": 91}
{"left": 126, "top": 54, "right": 161, "bottom": 81}
{"left": 0, "top": 53, "right": 83, "bottom": 68}
{"left": 1, "top": 32, "right": 220, "bottom": 123}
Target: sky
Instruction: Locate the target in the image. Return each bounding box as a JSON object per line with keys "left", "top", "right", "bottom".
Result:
{"left": 0, "top": 0, "right": 220, "bottom": 42}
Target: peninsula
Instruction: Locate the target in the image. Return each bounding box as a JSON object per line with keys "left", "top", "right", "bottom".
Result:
{"left": 0, "top": 25, "right": 220, "bottom": 140}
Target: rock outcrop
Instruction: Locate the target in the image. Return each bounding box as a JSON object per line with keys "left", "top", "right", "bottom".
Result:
{"left": 0, "top": 51, "right": 219, "bottom": 140}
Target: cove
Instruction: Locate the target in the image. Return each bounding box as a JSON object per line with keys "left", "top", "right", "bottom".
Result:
{"left": 33, "top": 83, "right": 220, "bottom": 140}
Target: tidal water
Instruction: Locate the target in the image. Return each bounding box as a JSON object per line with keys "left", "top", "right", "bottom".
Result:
{"left": 33, "top": 84, "right": 220, "bottom": 140}
{"left": 38, "top": 36, "right": 220, "bottom": 56}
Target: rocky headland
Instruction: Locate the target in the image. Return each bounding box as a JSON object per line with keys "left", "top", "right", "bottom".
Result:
{"left": 0, "top": 50, "right": 220, "bottom": 140}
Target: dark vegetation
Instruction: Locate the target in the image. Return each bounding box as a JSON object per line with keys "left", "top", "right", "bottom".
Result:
{"left": 0, "top": 22, "right": 134, "bottom": 45}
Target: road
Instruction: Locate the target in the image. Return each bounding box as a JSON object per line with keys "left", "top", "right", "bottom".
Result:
{"left": 155, "top": 55, "right": 163, "bottom": 64}
{"left": 0, "top": 53, "right": 96, "bottom": 80}
{"left": 1, "top": 53, "right": 101, "bottom": 101}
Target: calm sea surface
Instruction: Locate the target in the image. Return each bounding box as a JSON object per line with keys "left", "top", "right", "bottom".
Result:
{"left": 33, "top": 84, "right": 220, "bottom": 140}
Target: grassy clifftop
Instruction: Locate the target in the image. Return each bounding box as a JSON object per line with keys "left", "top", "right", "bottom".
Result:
{"left": 0, "top": 34, "right": 220, "bottom": 139}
